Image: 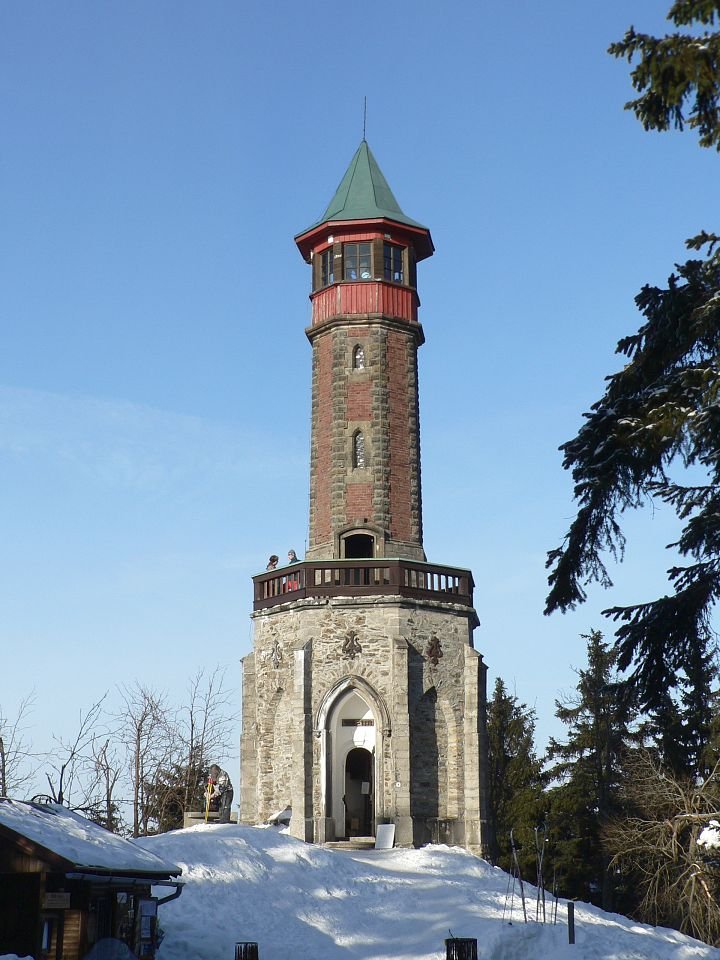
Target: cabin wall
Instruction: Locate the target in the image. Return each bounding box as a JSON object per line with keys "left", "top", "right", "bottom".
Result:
{"left": 0, "top": 813, "right": 176, "bottom": 960}
{"left": 0, "top": 874, "right": 41, "bottom": 958}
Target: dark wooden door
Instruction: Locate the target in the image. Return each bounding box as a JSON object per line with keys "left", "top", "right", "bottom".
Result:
{"left": 344, "top": 748, "right": 373, "bottom": 837}
{"left": 0, "top": 873, "right": 41, "bottom": 958}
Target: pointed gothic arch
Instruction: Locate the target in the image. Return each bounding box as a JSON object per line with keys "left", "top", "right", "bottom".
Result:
{"left": 315, "top": 674, "right": 391, "bottom": 735}
{"left": 315, "top": 675, "right": 390, "bottom": 839}
{"left": 410, "top": 684, "right": 460, "bottom": 823}
{"left": 259, "top": 685, "right": 293, "bottom": 822}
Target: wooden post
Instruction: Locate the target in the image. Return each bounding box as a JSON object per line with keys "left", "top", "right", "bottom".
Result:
{"left": 235, "top": 943, "right": 259, "bottom": 960}
{"left": 567, "top": 901, "right": 575, "bottom": 944}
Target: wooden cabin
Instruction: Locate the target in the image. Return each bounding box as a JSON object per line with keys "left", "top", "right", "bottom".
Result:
{"left": 0, "top": 799, "right": 182, "bottom": 960}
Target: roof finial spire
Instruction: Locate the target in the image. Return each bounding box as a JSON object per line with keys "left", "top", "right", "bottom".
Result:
{"left": 362, "top": 96, "right": 367, "bottom": 142}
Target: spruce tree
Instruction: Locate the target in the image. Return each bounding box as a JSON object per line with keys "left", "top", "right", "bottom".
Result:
{"left": 608, "top": 1, "right": 720, "bottom": 151}
{"left": 545, "top": 631, "right": 637, "bottom": 912}
{"left": 486, "top": 677, "right": 544, "bottom": 877}
{"left": 680, "top": 632, "right": 717, "bottom": 770}
{"left": 142, "top": 760, "right": 210, "bottom": 833}
{"left": 633, "top": 634, "right": 717, "bottom": 777}
{"left": 545, "top": 233, "right": 720, "bottom": 712}
{"left": 546, "top": 0, "right": 720, "bottom": 711}
{"left": 639, "top": 691, "right": 687, "bottom": 776}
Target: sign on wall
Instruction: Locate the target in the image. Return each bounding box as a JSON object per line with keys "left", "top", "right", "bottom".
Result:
{"left": 43, "top": 892, "right": 71, "bottom": 909}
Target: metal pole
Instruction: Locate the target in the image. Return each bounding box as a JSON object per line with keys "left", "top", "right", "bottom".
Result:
{"left": 567, "top": 902, "right": 575, "bottom": 945}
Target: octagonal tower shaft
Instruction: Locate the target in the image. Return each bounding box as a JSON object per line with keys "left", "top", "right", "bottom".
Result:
{"left": 295, "top": 142, "right": 434, "bottom": 563}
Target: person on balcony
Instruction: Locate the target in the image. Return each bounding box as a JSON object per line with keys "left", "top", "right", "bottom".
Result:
{"left": 287, "top": 549, "right": 301, "bottom": 590}
{"left": 266, "top": 555, "right": 279, "bottom": 570}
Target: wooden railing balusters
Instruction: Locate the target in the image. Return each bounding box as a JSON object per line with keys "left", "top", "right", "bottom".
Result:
{"left": 253, "top": 559, "right": 475, "bottom": 612}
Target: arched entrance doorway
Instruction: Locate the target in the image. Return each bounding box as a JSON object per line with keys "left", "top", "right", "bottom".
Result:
{"left": 330, "top": 690, "right": 375, "bottom": 839}
{"left": 316, "top": 678, "right": 390, "bottom": 842}
{"left": 345, "top": 747, "right": 373, "bottom": 837}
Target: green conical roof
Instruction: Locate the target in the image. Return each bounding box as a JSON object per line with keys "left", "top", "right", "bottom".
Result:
{"left": 302, "top": 141, "right": 428, "bottom": 233}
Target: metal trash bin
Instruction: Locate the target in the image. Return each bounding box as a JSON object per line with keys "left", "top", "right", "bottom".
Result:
{"left": 445, "top": 938, "right": 478, "bottom": 960}
{"left": 235, "top": 943, "right": 259, "bottom": 960}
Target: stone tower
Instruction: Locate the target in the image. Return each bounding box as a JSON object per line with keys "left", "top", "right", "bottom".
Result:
{"left": 240, "top": 142, "right": 489, "bottom": 854}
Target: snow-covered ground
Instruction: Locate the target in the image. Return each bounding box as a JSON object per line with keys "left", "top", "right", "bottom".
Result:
{"left": 131, "top": 824, "right": 720, "bottom": 960}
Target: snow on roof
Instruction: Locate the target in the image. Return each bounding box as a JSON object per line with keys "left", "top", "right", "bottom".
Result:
{"left": 0, "top": 799, "right": 180, "bottom": 876}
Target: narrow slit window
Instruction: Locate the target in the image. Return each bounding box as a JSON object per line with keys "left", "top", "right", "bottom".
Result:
{"left": 353, "top": 430, "right": 366, "bottom": 469}
{"left": 353, "top": 344, "right": 365, "bottom": 370}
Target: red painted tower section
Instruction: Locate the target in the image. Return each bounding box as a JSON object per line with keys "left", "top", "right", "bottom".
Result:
{"left": 295, "top": 142, "right": 434, "bottom": 563}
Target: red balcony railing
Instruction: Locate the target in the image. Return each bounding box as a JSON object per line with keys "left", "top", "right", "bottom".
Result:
{"left": 252, "top": 559, "right": 475, "bottom": 612}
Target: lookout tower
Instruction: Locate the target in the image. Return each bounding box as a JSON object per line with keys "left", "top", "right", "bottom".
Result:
{"left": 240, "top": 142, "right": 489, "bottom": 854}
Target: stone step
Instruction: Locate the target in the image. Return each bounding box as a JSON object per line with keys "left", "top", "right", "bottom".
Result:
{"left": 183, "top": 810, "right": 239, "bottom": 828}
{"left": 324, "top": 837, "right": 376, "bottom": 851}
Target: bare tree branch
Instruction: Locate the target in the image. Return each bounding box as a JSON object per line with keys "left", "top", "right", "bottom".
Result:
{"left": 116, "top": 683, "right": 175, "bottom": 837}
{"left": 42, "top": 695, "right": 108, "bottom": 806}
{"left": 604, "top": 750, "right": 720, "bottom": 944}
{"left": 0, "top": 691, "right": 36, "bottom": 797}
{"left": 178, "top": 665, "right": 237, "bottom": 814}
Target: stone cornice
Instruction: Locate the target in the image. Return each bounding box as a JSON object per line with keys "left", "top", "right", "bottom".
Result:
{"left": 305, "top": 314, "right": 425, "bottom": 347}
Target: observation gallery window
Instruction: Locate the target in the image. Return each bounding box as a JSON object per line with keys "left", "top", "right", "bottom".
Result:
{"left": 383, "top": 243, "right": 403, "bottom": 283}
{"left": 313, "top": 240, "right": 408, "bottom": 289}
{"left": 344, "top": 242, "right": 372, "bottom": 280}
{"left": 320, "top": 248, "right": 334, "bottom": 287}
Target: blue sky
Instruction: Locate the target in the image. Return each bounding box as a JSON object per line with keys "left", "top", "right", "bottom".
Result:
{"left": 2, "top": 1, "right": 716, "bottom": 793}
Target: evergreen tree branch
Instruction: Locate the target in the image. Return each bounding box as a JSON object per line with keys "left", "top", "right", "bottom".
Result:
{"left": 608, "top": 3, "right": 720, "bottom": 150}
{"left": 546, "top": 239, "right": 720, "bottom": 710}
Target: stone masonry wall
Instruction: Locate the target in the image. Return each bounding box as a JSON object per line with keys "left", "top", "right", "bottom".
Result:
{"left": 243, "top": 594, "right": 487, "bottom": 852}
{"left": 309, "top": 332, "right": 332, "bottom": 549}
{"left": 306, "top": 318, "right": 424, "bottom": 560}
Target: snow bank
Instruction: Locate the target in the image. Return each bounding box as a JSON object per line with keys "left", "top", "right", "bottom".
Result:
{"left": 139, "top": 825, "right": 720, "bottom": 960}
{"left": 698, "top": 821, "right": 720, "bottom": 851}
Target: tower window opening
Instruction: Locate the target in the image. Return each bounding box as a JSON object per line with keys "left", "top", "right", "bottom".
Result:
{"left": 353, "top": 344, "right": 365, "bottom": 370}
{"left": 344, "top": 533, "right": 375, "bottom": 559}
{"left": 344, "top": 242, "right": 372, "bottom": 280}
{"left": 353, "top": 430, "right": 366, "bottom": 469}
{"left": 383, "top": 243, "right": 404, "bottom": 283}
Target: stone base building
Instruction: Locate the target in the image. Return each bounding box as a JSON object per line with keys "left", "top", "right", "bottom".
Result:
{"left": 240, "top": 143, "right": 489, "bottom": 855}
